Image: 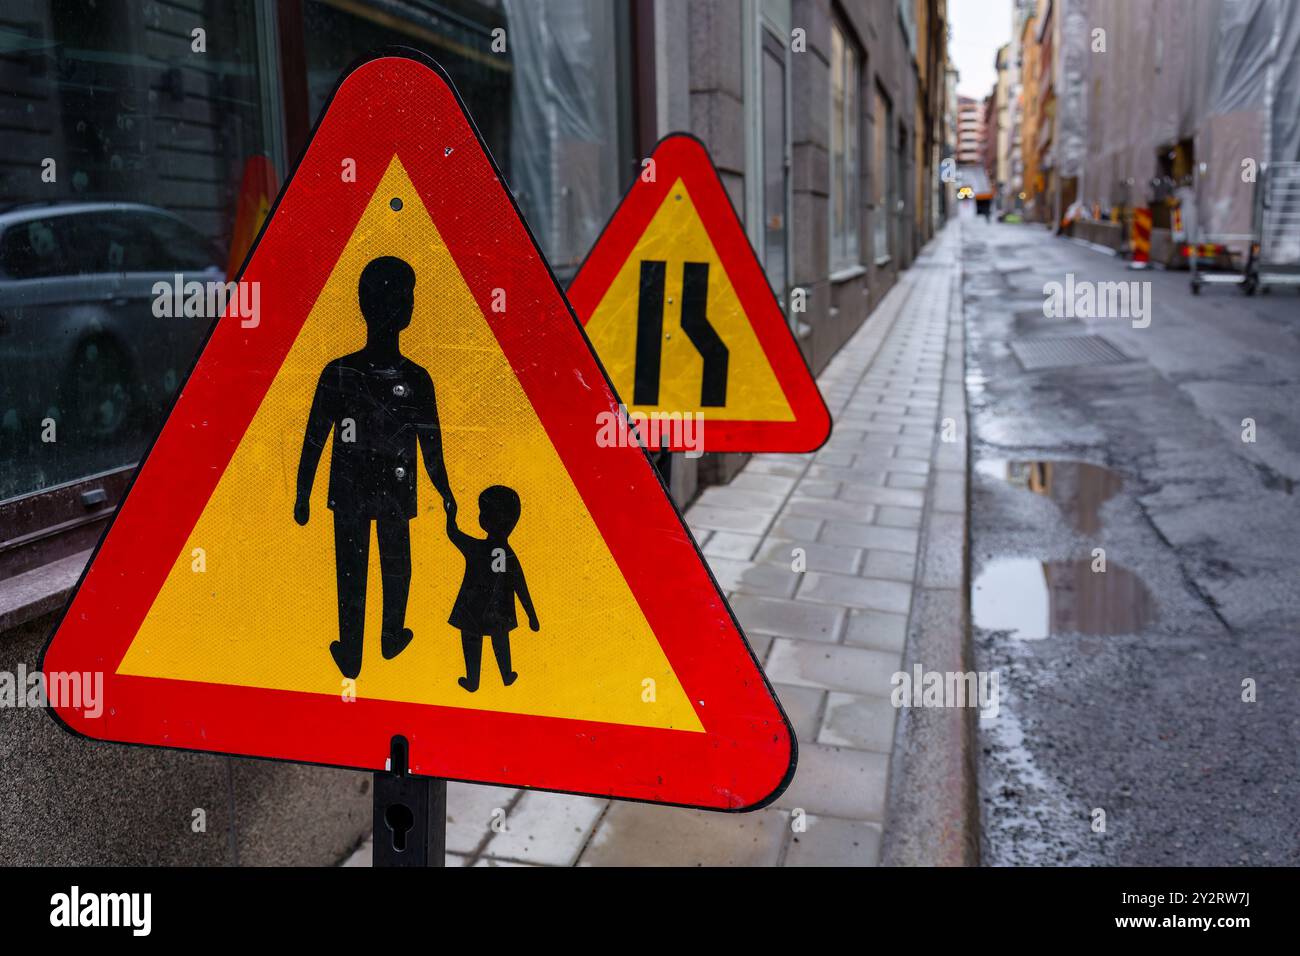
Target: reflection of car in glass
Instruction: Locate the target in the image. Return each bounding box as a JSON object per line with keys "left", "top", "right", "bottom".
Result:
{"left": 0, "top": 202, "right": 223, "bottom": 444}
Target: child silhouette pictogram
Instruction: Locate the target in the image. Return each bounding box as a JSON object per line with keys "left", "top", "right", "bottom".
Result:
{"left": 294, "top": 255, "right": 455, "bottom": 680}
{"left": 446, "top": 486, "right": 539, "bottom": 692}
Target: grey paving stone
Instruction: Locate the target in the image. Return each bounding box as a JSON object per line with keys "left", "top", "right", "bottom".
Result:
{"left": 754, "top": 538, "right": 863, "bottom": 575}
{"left": 729, "top": 595, "right": 845, "bottom": 643}
{"left": 773, "top": 682, "right": 825, "bottom": 741}
{"left": 728, "top": 472, "right": 799, "bottom": 496}
{"left": 824, "top": 429, "right": 867, "bottom": 447}
{"left": 818, "top": 692, "right": 897, "bottom": 753}
{"left": 446, "top": 782, "right": 518, "bottom": 855}
{"left": 763, "top": 638, "right": 899, "bottom": 696}
{"left": 578, "top": 804, "right": 789, "bottom": 866}
{"left": 843, "top": 613, "right": 909, "bottom": 660}
{"left": 835, "top": 482, "right": 925, "bottom": 509}
{"left": 796, "top": 572, "right": 913, "bottom": 614}
{"left": 819, "top": 521, "right": 920, "bottom": 555}
{"left": 769, "top": 514, "right": 824, "bottom": 541}
{"left": 861, "top": 548, "right": 918, "bottom": 582}
{"left": 704, "top": 557, "right": 800, "bottom": 599}
{"left": 933, "top": 440, "right": 965, "bottom": 472}
{"left": 890, "top": 442, "right": 936, "bottom": 462}
{"left": 686, "top": 504, "right": 772, "bottom": 534}
{"left": 870, "top": 412, "right": 934, "bottom": 428}
{"left": 884, "top": 457, "right": 932, "bottom": 475}
{"left": 884, "top": 471, "right": 928, "bottom": 490}
{"left": 873, "top": 402, "right": 912, "bottom": 416}
{"left": 874, "top": 505, "right": 923, "bottom": 529}
{"left": 932, "top": 469, "right": 966, "bottom": 511}
{"left": 481, "top": 791, "right": 607, "bottom": 866}
{"left": 793, "top": 478, "right": 841, "bottom": 499}
{"left": 742, "top": 631, "right": 775, "bottom": 661}
{"left": 774, "top": 743, "right": 889, "bottom": 822}
{"left": 806, "top": 463, "right": 889, "bottom": 487}
{"left": 783, "top": 495, "right": 877, "bottom": 523}
{"left": 860, "top": 421, "right": 904, "bottom": 436}
{"left": 816, "top": 447, "right": 857, "bottom": 466}
{"left": 758, "top": 453, "right": 813, "bottom": 466}
{"left": 473, "top": 856, "right": 537, "bottom": 867}
{"left": 921, "top": 509, "right": 964, "bottom": 590}
{"left": 701, "top": 531, "right": 763, "bottom": 560}
{"left": 746, "top": 457, "right": 805, "bottom": 478}
{"left": 695, "top": 486, "right": 786, "bottom": 512}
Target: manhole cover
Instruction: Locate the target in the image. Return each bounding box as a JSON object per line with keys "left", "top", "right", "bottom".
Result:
{"left": 1009, "top": 335, "right": 1128, "bottom": 370}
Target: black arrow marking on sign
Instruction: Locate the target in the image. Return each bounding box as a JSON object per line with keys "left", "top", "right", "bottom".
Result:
{"left": 633, "top": 260, "right": 666, "bottom": 406}
{"left": 633, "top": 260, "right": 730, "bottom": 408}
{"left": 680, "top": 262, "right": 728, "bottom": 407}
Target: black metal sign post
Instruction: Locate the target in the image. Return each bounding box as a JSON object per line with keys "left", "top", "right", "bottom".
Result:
{"left": 373, "top": 736, "right": 446, "bottom": 867}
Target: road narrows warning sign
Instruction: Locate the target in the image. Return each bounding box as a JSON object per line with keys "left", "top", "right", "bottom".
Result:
{"left": 568, "top": 134, "right": 832, "bottom": 453}
{"left": 41, "top": 50, "right": 795, "bottom": 811}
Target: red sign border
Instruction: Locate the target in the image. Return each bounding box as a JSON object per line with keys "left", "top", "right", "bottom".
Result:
{"left": 40, "top": 49, "right": 796, "bottom": 813}
{"left": 567, "top": 132, "right": 833, "bottom": 453}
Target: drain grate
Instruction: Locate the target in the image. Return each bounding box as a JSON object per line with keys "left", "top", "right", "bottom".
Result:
{"left": 1009, "top": 335, "right": 1128, "bottom": 371}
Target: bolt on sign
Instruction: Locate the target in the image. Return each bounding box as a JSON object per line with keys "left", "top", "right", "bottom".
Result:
{"left": 567, "top": 134, "right": 832, "bottom": 453}
{"left": 41, "top": 50, "right": 795, "bottom": 811}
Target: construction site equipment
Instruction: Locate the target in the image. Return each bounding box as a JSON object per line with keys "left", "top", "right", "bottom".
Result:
{"left": 1129, "top": 207, "right": 1152, "bottom": 268}
{"left": 1189, "top": 158, "right": 1252, "bottom": 295}
{"left": 1244, "top": 161, "right": 1300, "bottom": 294}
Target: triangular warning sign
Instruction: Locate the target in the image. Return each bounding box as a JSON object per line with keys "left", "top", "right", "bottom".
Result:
{"left": 41, "top": 51, "right": 794, "bottom": 811}
{"left": 568, "top": 134, "right": 831, "bottom": 453}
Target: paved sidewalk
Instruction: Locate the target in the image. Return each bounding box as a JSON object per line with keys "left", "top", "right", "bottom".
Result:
{"left": 344, "top": 228, "right": 964, "bottom": 866}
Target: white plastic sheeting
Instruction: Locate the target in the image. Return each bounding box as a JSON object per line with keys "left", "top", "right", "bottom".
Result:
{"left": 1078, "top": 0, "right": 1218, "bottom": 209}
{"left": 1273, "top": 2, "right": 1300, "bottom": 163}
{"left": 503, "top": 0, "right": 626, "bottom": 274}
{"left": 1055, "top": 0, "right": 1089, "bottom": 181}
{"left": 1065, "top": 0, "right": 1298, "bottom": 237}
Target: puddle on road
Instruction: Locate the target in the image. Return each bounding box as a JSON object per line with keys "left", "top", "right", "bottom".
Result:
{"left": 976, "top": 459, "right": 1122, "bottom": 534}
{"left": 972, "top": 557, "right": 1156, "bottom": 640}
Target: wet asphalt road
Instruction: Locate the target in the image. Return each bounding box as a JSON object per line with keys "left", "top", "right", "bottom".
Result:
{"left": 963, "top": 217, "right": 1300, "bottom": 865}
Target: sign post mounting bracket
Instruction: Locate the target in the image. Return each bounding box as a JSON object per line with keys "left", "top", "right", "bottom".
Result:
{"left": 372, "top": 735, "right": 447, "bottom": 867}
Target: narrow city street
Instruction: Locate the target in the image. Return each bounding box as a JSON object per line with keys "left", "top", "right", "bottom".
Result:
{"left": 964, "top": 218, "right": 1300, "bottom": 865}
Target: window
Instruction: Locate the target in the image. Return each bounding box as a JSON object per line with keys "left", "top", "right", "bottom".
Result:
{"left": 0, "top": 0, "right": 634, "bottom": 611}
{"left": 0, "top": 217, "right": 74, "bottom": 280}
{"left": 302, "top": 0, "right": 632, "bottom": 276}
{"left": 760, "top": 28, "right": 789, "bottom": 303}
{"left": 873, "top": 86, "right": 893, "bottom": 263}
{"left": 0, "top": 0, "right": 273, "bottom": 508}
{"left": 743, "top": 2, "right": 792, "bottom": 316}
{"left": 829, "top": 23, "right": 860, "bottom": 271}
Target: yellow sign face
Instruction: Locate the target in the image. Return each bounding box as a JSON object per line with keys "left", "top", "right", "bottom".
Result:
{"left": 118, "top": 158, "right": 702, "bottom": 734}
{"left": 582, "top": 178, "right": 795, "bottom": 422}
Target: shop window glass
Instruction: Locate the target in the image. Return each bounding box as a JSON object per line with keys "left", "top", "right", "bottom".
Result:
{"left": 302, "top": 0, "right": 630, "bottom": 274}
{"left": 0, "top": 0, "right": 271, "bottom": 502}
{"left": 873, "top": 86, "right": 893, "bottom": 262}
{"left": 830, "top": 22, "right": 860, "bottom": 270}
{"left": 1, "top": 0, "right": 630, "bottom": 512}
